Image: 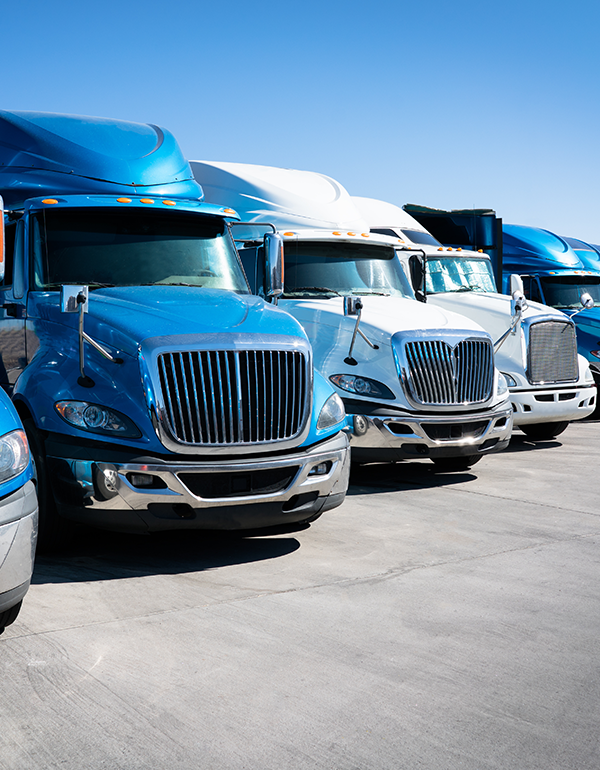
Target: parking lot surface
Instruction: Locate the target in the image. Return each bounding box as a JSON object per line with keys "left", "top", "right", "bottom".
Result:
{"left": 1, "top": 422, "right": 599, "bottom": 770}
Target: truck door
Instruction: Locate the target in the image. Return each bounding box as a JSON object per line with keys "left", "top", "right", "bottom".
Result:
{"left": 0, "top": 219, "right": 27, "bottom": 392}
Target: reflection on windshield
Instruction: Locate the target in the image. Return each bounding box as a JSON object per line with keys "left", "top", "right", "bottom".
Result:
{"left": 426, "top": 258, "right": 496, "bottom": 294}
{"left": 281, "top": 241, "right": 413, "bottom": 298}
{"left": 401, "top": 229, "right": 442, "bottom": 247}
{"left": 32, "top": 208, "right": 249, "bottom": 292}
{"left": 540, "top": 276, "right": 600, "bottom": 309}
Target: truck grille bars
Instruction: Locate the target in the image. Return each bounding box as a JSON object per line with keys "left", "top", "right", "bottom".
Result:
{"left": 527, "top": 320, "right": 578, "bottom": 384}
{"left": 404, "top": 339, "right": 494, "bottom": 406}
{"left": 157, "top": 349, "right": 308, "bottom": 446}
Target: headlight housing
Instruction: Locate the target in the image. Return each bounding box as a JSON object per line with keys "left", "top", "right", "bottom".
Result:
{"left": 55, "top": 401, "right": 141, "bottom": 438}
{"left": 501, "top": 372, "right": 517, "bottom": 388}
{"left": 497, "top": 372, "right": 509, "bottom": 396}
{"left": 0, "top": 429, "right": 30, "bottom": 483}
{"left": 317, "top": 393, "right": 346, "bottom": 430}
{"left": 330, "top": 374, "right": 395, "bottom": 400}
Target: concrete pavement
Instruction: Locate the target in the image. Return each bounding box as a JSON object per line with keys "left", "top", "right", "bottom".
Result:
{"left": 1, "top": 423, "right": 599, "bottom": 769}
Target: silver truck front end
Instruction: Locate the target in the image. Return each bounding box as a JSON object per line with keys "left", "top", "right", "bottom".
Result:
{"left": 348, "top": 328, "right": 513, "bottom": 462}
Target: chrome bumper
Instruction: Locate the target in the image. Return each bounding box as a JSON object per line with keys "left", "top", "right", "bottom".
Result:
{"left": 510, "top": 384, "right": 596, "bottom": 426}
{"left": 0, "top": 481, "right": 38, "bottom": 612}
{"left": 48, "top": 432, "right": 350, "bottom": 533}
{"left": 348, "top": 403, "right": 513, "bottom": 462}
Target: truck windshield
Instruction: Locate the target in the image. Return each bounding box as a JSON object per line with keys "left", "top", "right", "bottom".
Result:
{"left": 281, "top": 241, "right": 413, "bottom": 299}
{"left": 540, "top": 275, "right": 600, "bottom": 309}
{"left": 426, "top": 257, "right": 496, "bottom": 294}
{"left": 31, "top": 208, "right": 249, "bottom": 292}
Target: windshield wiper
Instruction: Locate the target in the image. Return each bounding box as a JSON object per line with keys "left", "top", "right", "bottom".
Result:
{"left": 282, "top": 286, "right": 341, "bottom": 296}
{"left": 447, "top": 286, "right": 481, "bottom": 293}
{"left": 138, "top": 282, "right": 205, "bottom": 287}
{"left": 351, "top": 290, "right": 390, "bottom": 296}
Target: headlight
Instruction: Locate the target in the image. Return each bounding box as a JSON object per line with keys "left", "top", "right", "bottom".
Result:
{"left": 330, "top": 374, "right": 395, "bottom": 400}
{"left": 497, "top": 372, "right": 509, "bottom": 396}
{"left": 501, "top": 372, "right": 517, "bottom": 388}
{"left": 0, "top": 429, "right": 30, "bottom": 483}
{"left": 317, "top": 393, "right": 346, "bottom": 430}
{"left": 55, "top": 401, "right": 141, "bottom": 438}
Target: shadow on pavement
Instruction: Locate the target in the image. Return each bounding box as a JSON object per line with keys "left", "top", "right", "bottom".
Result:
{"left": 504, "top": 433, "right": 563, "bottom": 453}
{"left": 32, "top": 528, "right": 302, "bottom": 585}
{"left": 347, "top": 460, "right": 479, "bottom": 494}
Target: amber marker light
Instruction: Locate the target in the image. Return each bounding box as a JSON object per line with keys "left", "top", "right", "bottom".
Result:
{"left": 457, "top": 248, "right": 462, "bottom": 251}
{"left": 447, "top": 247, "right": 453, "bottom": 251}
{"left": 283, "top": 232, "right": 295, "bottom": 236}
{"left": 162, "top": 200, "right": 176, "bottom": 206}
{"left": 347, "top": 232, "right": 356, "bottom": 236}
{"left": 117, "top": 198, "right": 132, "bottom": 203}
{"left": 478, "top": 249, "right": 483, "bottom": 253}
{"left": 332, "top": 231, "right": 342, "bottom": 236}
{"left": 140, "top": 198, "right": 154, "bottom": 204}
{"left": 42, "top": 199, "right": 59, "bottom": 204}
{"left": 361, "top": 233, "right": 370, "bottom": 237}
{"left": 438, "top": 247, "right": 443, "bottom": 251}
{"left": 222, "top": 208, "right": 237, "bottom": 216}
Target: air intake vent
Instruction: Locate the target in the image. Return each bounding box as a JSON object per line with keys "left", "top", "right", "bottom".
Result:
{"left": 157, "top": 349, "right": 308, "bottom": 446}
{"left": 528, "top": 321, "right": 578, "bottom": 384}
{"left": 404, "top": 339, "right": 494, "bottom": 405}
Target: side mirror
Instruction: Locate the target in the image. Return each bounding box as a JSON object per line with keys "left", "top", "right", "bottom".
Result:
{"left": 61, "top": 285, "right": 88, "bottom": 313}
{"left": 510, "top": 273, "right": 524, "bottom": 297}
{"left": 0, "top": 195, "right": 5, "bottom": 283}
{"left": 580, "top": 292, "right": 594, "bottom": 310}
{"left": 343, "top": 296, "right": 362, "bottom": 316}
{"left": 264, "top": 233, "right": 284, "bottom": 301}
{"left": 409, "top": 253, "right": 427, "bottom": 302}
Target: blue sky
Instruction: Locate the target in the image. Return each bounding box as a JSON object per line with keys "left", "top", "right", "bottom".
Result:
{"left": 4, "top": 0, "right": 600, "bottom": 242}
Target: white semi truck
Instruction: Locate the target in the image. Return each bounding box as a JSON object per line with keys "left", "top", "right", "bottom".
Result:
{"left": 352, "top": 197, "right": 596, "bottom": 439}
{"left": 190, "top": 161, "right": 513, "bottom": 471}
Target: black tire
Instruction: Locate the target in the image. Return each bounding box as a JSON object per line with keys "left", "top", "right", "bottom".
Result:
{"left": 520, "top": 421, "right": 569, "bottom": 441}
{"left": 0, "top": 601, "right": 22, "bottom": 636}
{"left": 23, "top": 418, "right": 70, "bottom": 551}
{"left": 432, "top": 455, "right": 482, "bottom": 472}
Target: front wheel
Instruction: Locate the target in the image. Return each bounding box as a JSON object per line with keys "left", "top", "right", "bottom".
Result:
{"left": 520, "top": 421, "right": 569, "bottom": 441}
{"left": 23, "top": 418, "right": 71, "bottom": 551}
{"left": 432, "top": 455, "right": 482, "bottom": 472}
{"left": 0, "top": 601, "right": 22, "bottom": 635}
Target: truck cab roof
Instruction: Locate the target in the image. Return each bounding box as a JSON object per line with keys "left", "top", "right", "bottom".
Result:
{"left": 0, "top": 110, "right": 204, "bottom": 206}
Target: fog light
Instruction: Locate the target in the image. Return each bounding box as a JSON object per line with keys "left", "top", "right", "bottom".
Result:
{"left": 129, "top": 473, "right": 154, "bottom": 487}
{"left": 308, "top": 462, "right": 331, "bottom": 476}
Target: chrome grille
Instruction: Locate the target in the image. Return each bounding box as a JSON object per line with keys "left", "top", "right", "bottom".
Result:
{"left": 157, "top": 350, "right": 308, "bottom": 446}
{"left": 404, "top": 339, "right": 494, "bottom": 405}
{"left": 528, "top": 320, "right": 578, "bottom": 384}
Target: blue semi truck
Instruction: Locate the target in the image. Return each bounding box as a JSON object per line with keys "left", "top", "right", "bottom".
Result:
{"left": 0, "top": 387, "right": 37, "bottom": 634}
{"left": 0, "top": 111, "right": 350, "bottom": 548}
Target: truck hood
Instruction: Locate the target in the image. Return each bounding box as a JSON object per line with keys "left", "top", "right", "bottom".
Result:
{"left": 280, "top": 295, "right": 488, "bottom": 343}
{"left": 427, "top": 291, "right": 565, "bottom": 339}
{"left": 31, "top": 287, "right": 306, "bottom": 356}
{"left": 567, "top": 307, "right": 600, "bottom": 333}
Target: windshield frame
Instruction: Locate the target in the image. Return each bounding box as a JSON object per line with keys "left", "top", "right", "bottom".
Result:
{"left": 280, "top": 239, "right": 415, "bottom": 299}
{"left": 539, "top": 274, "right": 600, "bottom": 309}
{"left": 30, "top": 206, "right": 250, "bottom": 294}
